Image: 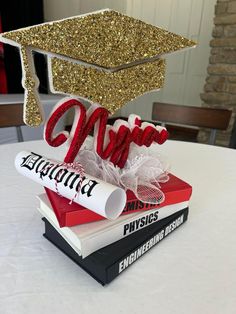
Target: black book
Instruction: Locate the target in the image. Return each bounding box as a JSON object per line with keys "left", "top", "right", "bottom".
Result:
{"left": 43, "top": 207, "right": 189, "bottom": 285}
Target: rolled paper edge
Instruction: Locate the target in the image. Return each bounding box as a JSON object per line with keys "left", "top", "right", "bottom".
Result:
{"left": 14, "top": 151, "right": 127, "bottom": 220}
{"left": 105, "top": 188, "right": 127, "bottom": 220}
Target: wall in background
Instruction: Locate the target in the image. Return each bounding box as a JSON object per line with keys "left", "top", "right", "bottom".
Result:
{"left": 43, "top": 0, "right": 216, "bottom": 120}
{"left": 44, "top": 0, "right": 126, "bottom": 20}
{"left": 79, "top": 0, "right": 126, "bottom": 14}
{"left": 44, "top": 0, "right": 81, "bottom": 20}
{"left": 200, "top": 0, "right": 236, "bottom": 146}
{"left": 122, "top": 0, "right": 216, "bottom": 119}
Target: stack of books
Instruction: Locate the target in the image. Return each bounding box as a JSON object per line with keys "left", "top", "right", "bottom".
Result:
{"left": 38, "top": 173, "right": 192, "bottom": 285}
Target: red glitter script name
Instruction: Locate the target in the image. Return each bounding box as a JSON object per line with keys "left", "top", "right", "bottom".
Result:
{"left": 44, "top": 99, "right": 168, "bottom": 168}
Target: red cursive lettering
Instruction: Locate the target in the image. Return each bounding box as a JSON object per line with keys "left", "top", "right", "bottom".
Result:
{"left": 44, "top": 98, "right": 168, "bottom": 168}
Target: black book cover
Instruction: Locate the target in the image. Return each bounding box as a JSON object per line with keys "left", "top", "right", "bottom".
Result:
{"left": 43, "top": 207, "right": 189, "bottom": 285}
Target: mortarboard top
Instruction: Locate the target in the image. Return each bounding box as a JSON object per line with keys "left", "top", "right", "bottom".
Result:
{"left": 0, "top": 9, "right": 196, "bottom": 126}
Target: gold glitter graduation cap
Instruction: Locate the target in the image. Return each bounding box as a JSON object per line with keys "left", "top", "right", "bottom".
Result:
{"left": 0, "top": 9, "right": 195, "bottom": 126}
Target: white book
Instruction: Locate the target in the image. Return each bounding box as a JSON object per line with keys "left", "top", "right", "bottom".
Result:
{"left": 37, "top": 194, "right": 189, "bottom": 258}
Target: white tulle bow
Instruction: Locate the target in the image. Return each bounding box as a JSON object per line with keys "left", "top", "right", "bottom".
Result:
{"left": 76, "top": 139, "right": 169, "bottom": 204}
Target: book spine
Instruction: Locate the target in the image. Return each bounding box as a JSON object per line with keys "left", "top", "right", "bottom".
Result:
{"left": 44, "top": 174, "right": 192, "bottom": 227}
{"left": 62, "top": 189, "right": 191, "bottom": 227}
{"left": 82, "top": 202, "right": 188, "bottom": 258}
{"left": 122, "top": 191, "right": 191, "bottom": 215}
{"left": 106, "top": 208, "right": 189, "bottom": 283}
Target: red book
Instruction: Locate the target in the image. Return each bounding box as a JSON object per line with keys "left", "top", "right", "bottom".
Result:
{"left": 45, "top": 173, "right": 192, "bottom": 227}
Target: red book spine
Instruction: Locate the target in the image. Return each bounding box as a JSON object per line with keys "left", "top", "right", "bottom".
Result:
{"left": 45, "top": 173, "right": 192, "bottom": 227}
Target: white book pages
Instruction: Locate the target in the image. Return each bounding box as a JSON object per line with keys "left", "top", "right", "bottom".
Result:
{"left": 37, "top": 194, "right": 188, "bottom": 258}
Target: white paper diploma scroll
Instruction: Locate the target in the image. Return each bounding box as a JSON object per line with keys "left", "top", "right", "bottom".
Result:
{"left": 15, "top": 151, "right": 126, "bottom": 220}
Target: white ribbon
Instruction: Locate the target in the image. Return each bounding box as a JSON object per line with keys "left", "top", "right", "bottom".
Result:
{"left": 76, "top": 139, "right": 169, "bottom": 204}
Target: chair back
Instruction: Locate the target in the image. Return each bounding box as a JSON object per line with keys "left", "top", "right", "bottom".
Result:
{"left": 152, "top": 102, "right": 232, "bottom": 144}
{"left": 0, "top": 103, "right": 24, "bottom": 141}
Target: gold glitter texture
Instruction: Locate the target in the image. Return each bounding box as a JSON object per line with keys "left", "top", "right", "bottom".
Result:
{"left": 20, "top": 47, "right": 43, "bottom": 126}
{"left": 50, "top": 57, "right": 165, "bottom": 113}
{"left": 1, "top": 10, "right": 195, "bottom": 69}
{"left": 0, "top": 9, "right": 196, "bottom": 125}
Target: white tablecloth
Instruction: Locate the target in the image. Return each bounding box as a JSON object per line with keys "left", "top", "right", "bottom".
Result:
{"left": 0, "top": 140, "right": 236, "bottom": 314}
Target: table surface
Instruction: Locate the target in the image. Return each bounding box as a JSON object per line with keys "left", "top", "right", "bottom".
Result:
{"left": 0, "top": 140, "right": 236, "bottom": 314}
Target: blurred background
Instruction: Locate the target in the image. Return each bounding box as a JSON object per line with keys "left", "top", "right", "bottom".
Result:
{"left": 0, "top": 0, "right": 235, "bottom": 147}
